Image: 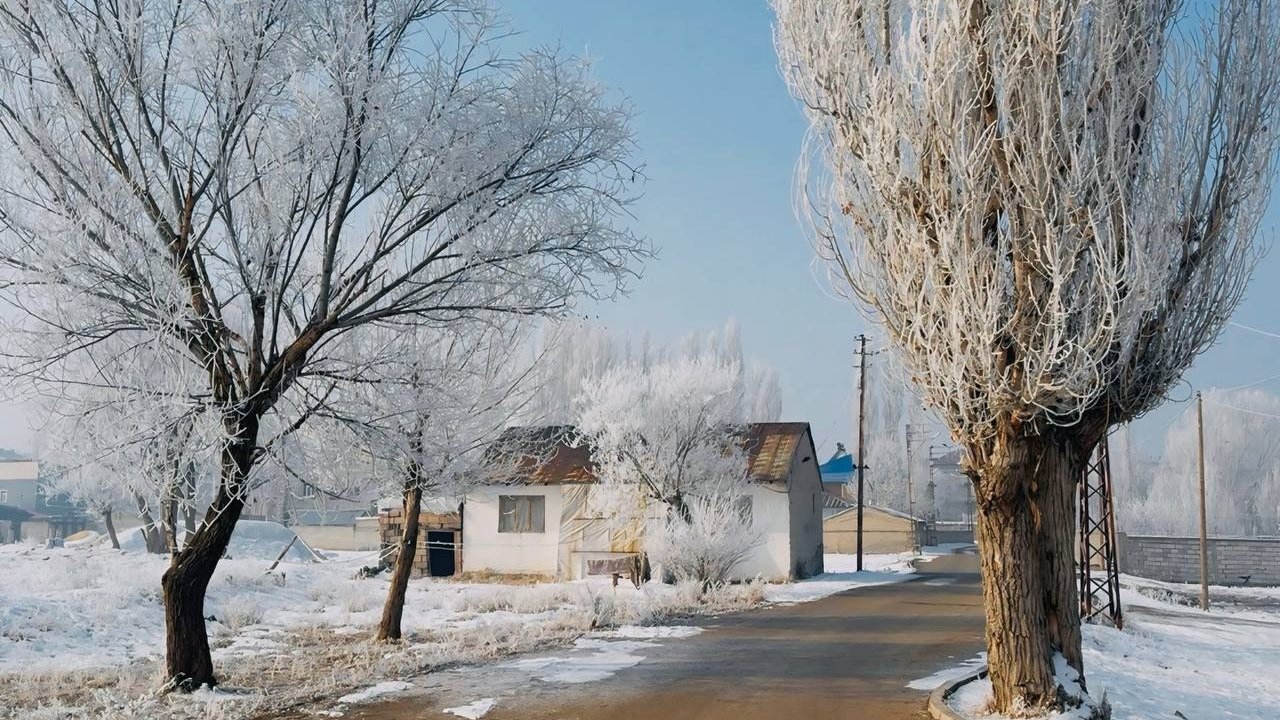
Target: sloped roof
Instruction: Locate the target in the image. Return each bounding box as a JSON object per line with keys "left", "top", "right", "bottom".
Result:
{"left": 486, "top": 422, "right": 813, "bottom": 485}
{"left": 819, "top": 452, "right": 856, "bottom": 476}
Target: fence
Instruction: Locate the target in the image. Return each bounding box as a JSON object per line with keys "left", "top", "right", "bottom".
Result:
{"left": 1117, "top": 532, "right": 1280, "bottom": 586}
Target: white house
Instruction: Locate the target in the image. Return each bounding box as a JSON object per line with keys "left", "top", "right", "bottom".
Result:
{"left": 461, "top": 423, "right": 825, "bottom": 582}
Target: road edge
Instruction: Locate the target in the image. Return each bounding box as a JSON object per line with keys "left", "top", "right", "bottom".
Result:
{"left": 926, "top": 665, "right": 988, "bottom": 720}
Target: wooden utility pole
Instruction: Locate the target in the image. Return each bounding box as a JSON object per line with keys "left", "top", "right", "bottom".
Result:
{"left": 854, "top": 334, "right": 868, "bottom": 572}
{"left": 1196, "top": 391, "right": 1210, "bottom": 611}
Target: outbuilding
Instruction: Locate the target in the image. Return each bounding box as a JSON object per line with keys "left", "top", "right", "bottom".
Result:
{"left": 461, "top": 422, "right": 826, "bottom": 582}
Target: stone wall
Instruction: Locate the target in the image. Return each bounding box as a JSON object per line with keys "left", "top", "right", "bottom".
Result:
{"left": 1118, "top": 532, "right": 1280, "bottom": 586}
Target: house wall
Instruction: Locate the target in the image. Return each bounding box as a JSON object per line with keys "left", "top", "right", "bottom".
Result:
{"left": 787, "top": 444, "right": 825, "bottom": 579}
{"left": 823, "top": 507, "right": 915, "bottom": 554}
{"left": 0, "top": 477, "right": 38, "bottom": 511}
{"left": 730, "top": 483, "right": 793, "bottom": 582}
{"left": 462, "top": 485, "right": 562, "bottom": 577}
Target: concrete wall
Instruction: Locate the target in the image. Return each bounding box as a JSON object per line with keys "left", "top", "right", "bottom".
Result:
{"left": 823, "top": 507, "right": 916, "bottom": 554}
{"left": 787, "top": 443, "right": 825, "bottom": 579}
{"left": 463, "top": 485, "right": 562, "bottom": 576}
{"left": 294, "top": 518, "right": 380, "bottom": 551}
{"left": 1118, "top": 532, "right": 1280, "bottom": 586}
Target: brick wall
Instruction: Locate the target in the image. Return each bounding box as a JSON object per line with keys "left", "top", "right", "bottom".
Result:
{"left": 1118, "top": 532, "right": 1280, "bottom": 586}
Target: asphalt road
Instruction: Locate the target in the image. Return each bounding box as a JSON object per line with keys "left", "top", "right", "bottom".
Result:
{"left": 341, "top": 553, "right": 985, "bottom": 720}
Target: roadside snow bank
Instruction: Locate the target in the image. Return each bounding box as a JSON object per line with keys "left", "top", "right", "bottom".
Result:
{"left": 764, "top": 552, "right": 917, "bottom": 604}
{"left": 946, "top": 595, "right": 1280, "bottom": 719}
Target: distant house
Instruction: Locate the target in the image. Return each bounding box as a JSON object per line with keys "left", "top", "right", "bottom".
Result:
{"left": 819, "top": 447, "right": 855, "bottom": 499}
{"left": 461, "top": 422, "right": 826, "bottom": 582}
{"left": 0, "top": 460, "right": 89, "bottom": 543}
{"left": 822, "top": 497, "right": 925, "bottom": 554}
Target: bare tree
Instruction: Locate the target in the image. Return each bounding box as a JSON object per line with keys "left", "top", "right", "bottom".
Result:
{"left": 775, "top": 0, "right": 1280, "bottom": 713}
{"left": 0, "top": 0, "right": 646, "bottom": 690}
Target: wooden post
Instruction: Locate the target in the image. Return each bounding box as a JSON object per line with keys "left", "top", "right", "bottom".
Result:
{"left": 855, "top": 334, "right": 868, "bottom": 572}
{"left": 1196, "top": 391, "right": 1209, "bottom": 611}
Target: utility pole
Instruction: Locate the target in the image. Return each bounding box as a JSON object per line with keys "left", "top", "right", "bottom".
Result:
{"left": 1196, "top": 391, "right": 1210, "bottom": 611}
{"left": 854, "top": 334, "right": 869, "bottom": 572}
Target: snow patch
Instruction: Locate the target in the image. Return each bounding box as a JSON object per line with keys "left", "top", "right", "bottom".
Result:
{"left": 501, "top": 638, "right": 657, "bottom": 684}
{"left": 765, "top": 553, "right": 916, "bottom": 604}
{"left": 443, "top": 698, "right": 497, "bottom": 718}
{"left": 906, "top": 653, "right": 986, "bottom": 690}
{"left": 337, "top": 680, "right": 414, "bottom": 704}
{"left": 599, "top": 625, "right": 703, "bottom": 639}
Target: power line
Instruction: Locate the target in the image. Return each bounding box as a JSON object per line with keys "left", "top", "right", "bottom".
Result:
{"left": 1201, "top": 397, "right": 1280, "bottom": 421}
{"left": 1230, "top": 320, "right": 1280, "bottom": 341}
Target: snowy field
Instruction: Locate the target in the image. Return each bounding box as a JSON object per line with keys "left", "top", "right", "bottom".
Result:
{"left": 0, "top": 543, "right": 912, "bottom": 719}
{"left": 946, "top": 586, "right": 1280, "bottom": 720}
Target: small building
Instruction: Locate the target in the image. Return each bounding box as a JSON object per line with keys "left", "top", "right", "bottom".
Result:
{"left": 462, "top": 423, "right": 826, "bottom": 582}
{"left": 822, "top": 500, "right": 925, "bottom": 554}
{"left": 818, "top": 447, "right": 855, "bottom": 499}
{"left": 378, "top": 498, "right": 463, "bottom": 577}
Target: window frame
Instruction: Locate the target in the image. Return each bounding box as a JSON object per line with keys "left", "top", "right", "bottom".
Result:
{"left": 498, "top": 493, "right": 546, "bottom": 534}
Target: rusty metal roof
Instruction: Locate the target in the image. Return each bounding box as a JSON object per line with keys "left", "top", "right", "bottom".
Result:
{"left": 485, "top": 422, "right": 813, "bottom": 485}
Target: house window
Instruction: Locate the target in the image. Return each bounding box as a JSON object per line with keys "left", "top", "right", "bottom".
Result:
{"left": 300, "top": 482, "right": 316, "bottom": 499}
{"left": 0, "top": 490, "right": 7, "bottom": 503}
{"left": 736, "top": 495, "right": 753, "bottom": 526}
{"left": 498, "top": 495, "right": 545, "bottom": 533}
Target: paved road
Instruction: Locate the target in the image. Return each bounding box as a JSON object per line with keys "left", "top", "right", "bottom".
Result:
{"left": 342, "top": 553, "right": 984, "bottom": 720}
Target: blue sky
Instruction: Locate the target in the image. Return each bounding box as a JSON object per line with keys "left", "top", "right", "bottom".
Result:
{"left": 2, "top": 1, "right": 1276, "bottom": 462}
{"left": 499, "top": 0, "right": 1280, "bottom": 460}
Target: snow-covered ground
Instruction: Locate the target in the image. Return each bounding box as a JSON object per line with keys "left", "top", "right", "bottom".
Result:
{"left": 947, "top": 586, "right": 1280, "bottom": 720}
{"left": 763, "top": 551, "right": 917, "bottom": 603}
{"left": 0, "top": 544, "right": 914, "bottom": 719}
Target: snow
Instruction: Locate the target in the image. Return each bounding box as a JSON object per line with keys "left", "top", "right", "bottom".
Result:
{"left": 501, "top": 637, "right": 656, "bottom": 684}
{"left": 906, "top": 652, "right": 985, "bottom": 690}
{"left": 946, "top": 590, "right": 1280, "bottom": 719}
{"left": 444, "top": 698, "right": 497, "bottom": 719}
{"left": 763, "top": 552, "right": 917, "bottom": 604}
{"left": 337, "top": 680, "right": 414, "bottom": 704}
{"left": 599, "top": 625, "right": 703, "bottom": 639}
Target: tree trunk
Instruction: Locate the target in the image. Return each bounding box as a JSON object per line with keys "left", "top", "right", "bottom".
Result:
{"left": 102, "top": 508, "right": 120, "bottom": 549}
{"left": 133, "top": 491, "right": 168, "bottom": 555}
{"left": 377, "top": 481, "right": 423, "bottom": 642}
{"left": 974, "top": 430, "right": 1087, "bottom": 714}
{"left": 161, "top": 413, "right": 257, "bottom": 691}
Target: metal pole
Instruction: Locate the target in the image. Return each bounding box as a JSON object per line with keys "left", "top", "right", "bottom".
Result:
{"left": 1196, "top": 392, "right": 1209, "bottom": 611}
{"left": 855, "top": 334, "right": 868, "bottom": 572}
{"left": 906, "top": 424, "right": 919, "bottom": 554}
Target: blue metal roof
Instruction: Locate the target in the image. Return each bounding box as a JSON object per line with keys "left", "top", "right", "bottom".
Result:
{"left": 819, "top": 452, "right": 855, "bottom": 480}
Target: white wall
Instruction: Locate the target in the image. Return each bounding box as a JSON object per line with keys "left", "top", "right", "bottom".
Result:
{"left": 730, "top": 483, "right": 793, "bottom": 582}
{"left": 462, "top": 485, "right": 561, "bottom": 576}
{"left": 787, "top": 441, "right": 825, "bottom": 578}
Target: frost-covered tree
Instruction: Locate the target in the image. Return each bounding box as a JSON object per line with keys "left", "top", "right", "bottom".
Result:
{"left": 304, "top": 320, "right": 540, "bottom": 641}
{"left": 0, "top": 0, "right": 647, "bottom": 689}
{"left": 775, "top": 0, "right": 1280, "bottom": 713}
{"left": 1120, "top": 389, "right": 1280, "bottom": 536}
{"left": 523, "top": 318, "right": 782, "bottom": 424}
{"left": 575, "top": 354, "right": 765, "bottom": 527}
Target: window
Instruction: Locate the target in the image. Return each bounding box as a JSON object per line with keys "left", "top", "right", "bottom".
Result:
{"left": 736, "top": 495, "right": 753, "bottom": 526}
{"left": 498, "top": 495, "right": 545, "bottom": 533}
{"left": 0, "top": 490, "right": 7, "bottom": 503}
{"left": 299, "top": 482, "right": 317, "bottom": 499}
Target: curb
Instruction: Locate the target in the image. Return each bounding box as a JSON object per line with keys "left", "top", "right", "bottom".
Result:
{"left": 927, "top": 665, "right": 988, "bottom": 720}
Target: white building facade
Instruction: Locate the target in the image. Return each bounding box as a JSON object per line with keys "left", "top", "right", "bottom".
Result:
{"left": 461, "top": 423, "right": 825, "bottom": 582}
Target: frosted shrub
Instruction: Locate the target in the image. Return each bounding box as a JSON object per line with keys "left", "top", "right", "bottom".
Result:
{"left": 214, "top": 597, "right": 264, "bottom": 633}
{"left": 646, "top": 497, "right": 759, "bottom": 589}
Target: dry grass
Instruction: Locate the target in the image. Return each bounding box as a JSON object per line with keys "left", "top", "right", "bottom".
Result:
{"left": 0, "top": 580, "right": 765, "bottom": 720}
